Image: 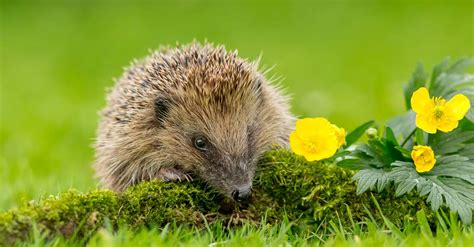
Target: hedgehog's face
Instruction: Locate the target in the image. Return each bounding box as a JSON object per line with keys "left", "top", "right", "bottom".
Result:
{"left": 154, "top": 84, "right": 272, "bottom": 201}
{"left": 186, "top": 130, "right": 257, "bottom": 201}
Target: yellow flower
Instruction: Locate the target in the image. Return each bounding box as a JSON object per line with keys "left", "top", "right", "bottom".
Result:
{"left": 411, "top": 145, "right": 436, "bottom": 173}
{"left": 333, "top": 124, "right": 346, "bottom": 147}
{"left": 290, "top": 118, "right": 345, "bottom": 161}
{"left": 411, "top": 87, "right": 471, "bottom": 133}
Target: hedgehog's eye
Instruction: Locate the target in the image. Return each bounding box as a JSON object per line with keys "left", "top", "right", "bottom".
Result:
{"left": 193, "top": 136, "right": 208, "bottom": 151}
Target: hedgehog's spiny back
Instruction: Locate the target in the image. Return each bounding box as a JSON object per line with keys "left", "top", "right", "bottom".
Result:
{"left": 136, "top": 43, "right": 257, "bottom": 94}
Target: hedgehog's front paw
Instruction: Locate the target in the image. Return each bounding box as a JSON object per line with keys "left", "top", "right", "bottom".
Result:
{"left": 157, "top": 167, "right": 192, "bottom": 182}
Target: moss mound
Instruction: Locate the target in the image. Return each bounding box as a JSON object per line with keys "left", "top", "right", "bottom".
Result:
{"left": 0, "top": 150, "right": 432, "bottom": 244}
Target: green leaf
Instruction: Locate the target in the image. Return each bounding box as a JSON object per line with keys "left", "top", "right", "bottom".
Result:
{"left": 352, "top": 168, "right": 391, "bottom": 194}
{"left": 415, "top": 129, "right": 425, "bottom": 146}
{"left": 403, "top": 63, "right": 427, "bottom": 110}
{"left": 387, "top": 111, "right": 416, "bottom": 146}
{"left": 446, "top": 57, "right": 474, "bottom": 74}
{"left": 429, "top": 155, "right": 474, "bottom": 183}
{"left": 459, "top": 144, "right": 474, "bottom": 159}
{"left": 394, "top": 146, "right": 411, "bottom": 159}
{"left": 330, "top": 150, "right": 351, "bottom": 160}
{"left": 389, "top": 157, "right": 474, "bottom": 224}
{"left": 429, "top": 129, "right": 474, "bottom": 155}
{"left": 344, "top": 120, "right": 375, "bottom": 147}
{"left": 430, "top": 177, "right": 473, "bottom": 225}
{"left": 375, "top": 172, "right": 391, "bottom": 192}
{"left": 431, "top": 74, "right": 474, "bottom": 99}
{"left": 368, "top": 138, "right": 404, "bottom": 168}
{"left": 427, "top": 57, "right": 474, "bottom": 122}
{"left": 336, "top": 158, "right": 370, "bottom": 170}
{"left": 384, "top": 126, "right": 398, "bottom": 146}
{"left": 389, "top": 161, "right": 419, "bottom": 196}
{"left": 459, "top": 118, "right": 474, "bottom": 131}
{"left": 430, "top": 57, "right": 450, "bottom": 84}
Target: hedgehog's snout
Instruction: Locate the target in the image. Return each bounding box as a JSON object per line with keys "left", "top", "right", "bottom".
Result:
{"left": 203, "top": 156, "right": 255, "bottom": 201}
{"left": 227, "top": 160, "right": 254, "bottom": 202}
{"left": 232, "top": 184, "right": 252, "bottom": 201}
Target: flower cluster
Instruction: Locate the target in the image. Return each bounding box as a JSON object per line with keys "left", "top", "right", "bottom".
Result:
{"left": 287, "top": 58, "right": 474, "bottom": 224}
{"left": 290, "top": 87, "right": 471, "bottom": 173}
{"left": 410, "top": 87, "right": 470, "bottom": 172}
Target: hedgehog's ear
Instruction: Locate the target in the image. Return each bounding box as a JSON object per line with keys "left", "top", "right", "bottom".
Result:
{"left": 154, "top": 97, "right": 170, "bottom": 126}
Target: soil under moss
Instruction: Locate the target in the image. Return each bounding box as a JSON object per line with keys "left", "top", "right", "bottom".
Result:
{"left": 0, "top": 150, "right": 433, "bottom": 245}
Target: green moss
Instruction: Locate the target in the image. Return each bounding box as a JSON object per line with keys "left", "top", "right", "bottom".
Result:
{"left": 255, "top": 150, "right": 432, "bottom": 226}
{"left": 0, "top": 150, "right": 433, "bottom": 245}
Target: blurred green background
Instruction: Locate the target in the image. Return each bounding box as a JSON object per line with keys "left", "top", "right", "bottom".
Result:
{"left": 1, "top": 0, "right": 472, "bottom": 210}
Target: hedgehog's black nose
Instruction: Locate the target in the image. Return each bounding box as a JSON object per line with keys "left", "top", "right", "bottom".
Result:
{"left": 232, "top": 186, "right": 251, "bottom": 201}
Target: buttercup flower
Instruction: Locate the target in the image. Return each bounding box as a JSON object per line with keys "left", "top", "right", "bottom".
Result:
{"left": 411, "top": 145, "right": 436, "bottom": 173}
{"left": 411, "top": 87, "right": 471, "bottom": 133}
{"left": 290, "top": 118, "right": 345, "bottom": 161}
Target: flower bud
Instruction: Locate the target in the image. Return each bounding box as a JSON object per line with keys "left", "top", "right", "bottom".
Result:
{"left": 366, "top": 127, "right": 378, "bottom": 139}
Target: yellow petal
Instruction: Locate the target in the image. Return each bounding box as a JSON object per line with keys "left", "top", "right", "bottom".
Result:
{"left": 319, "top": 141, "right": 339, "bottom": 159}
{"left": 330, "top": 124, "right": 346, "bottom": 148}
{"left": 411, "top": 87, "right": 431, "bottom": 113}
{"left": 415, "top": 114, "right": 437, "bottom": 134}
{"left": 305, "top": 139, "right": 338, "bottom": 161}
{"left": 295, "top": 118, "right": 331, "bottom": 137}
{"left": 437, "top": 118, "right": 459, "bottom": 133}
{"left": 415, "top": 162, "right": 436, "bottom": 173}
{"left": 336, "top": 127, "right": 346, "bottom": 147}
{"left": 445, "top": 94, "right": 471, "bottom": 120}
{"left": 304, "top": 153, "right": 322, "bottom": 162}
{"left": 289, "top": 132, "right": 305, "bottom": 155}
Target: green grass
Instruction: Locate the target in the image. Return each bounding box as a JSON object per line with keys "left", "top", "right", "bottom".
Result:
{"left": 1, "top": 0, "right": 473, "bottom": 245}
{"left": 16, "top": 213, "right": 474, "bottom": 246}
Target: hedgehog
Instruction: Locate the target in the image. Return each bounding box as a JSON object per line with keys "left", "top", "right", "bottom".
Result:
{"left": 94, "top": 42, "right": 294, "bottom": 201}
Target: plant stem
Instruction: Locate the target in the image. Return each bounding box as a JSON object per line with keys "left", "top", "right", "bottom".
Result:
{"left": 401, "top": 128, "right": 417, "bottom": 147}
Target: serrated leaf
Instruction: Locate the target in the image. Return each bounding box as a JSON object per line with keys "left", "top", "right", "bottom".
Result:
{"left": 353, "top": 169, "right": 390, "bottom": 195}
{"left": 376, "top": 172, "right": 391, "bottom": 192}
{"left": 429, "top": 155, "right": 474, "bottom": 183}
{"left": 431, "top": 57, "right": 450, "bottom": 83}
{"left": 344, "top": 120, "right": 375, "bottom": 147}
{"left": 446, "top": 57, "right": 474, "bottom": 74}
{"left": 387, "top": 111, "right": 416, "bottom": 146}
{"left": 427, "top": 184, "right": 443, "bottom": 211}
{"left": 431, "top": 74, "right": 474, "bottom": 99}
{"left": 429, "top": 130, "right": 474, "bottom": 155}
{"left": 389, "top": 162, "right": 418, "bottom": 196}
{"left": 430, "top": 177, "right": 474, "bottom": 225}
{"left": 404, "top": 63, "right": 427, "bottom": 110}
{"left": 389, "top": 157, "right": 474, "bottom": 224}
{"left": 427, "top": 57, "right": 474, "bottom": 123}
{"left": 459, "top": 144, "right": 474, "bottom": 159}
{"left": 441, "top": 177, "right": 474, "bottom": 200}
